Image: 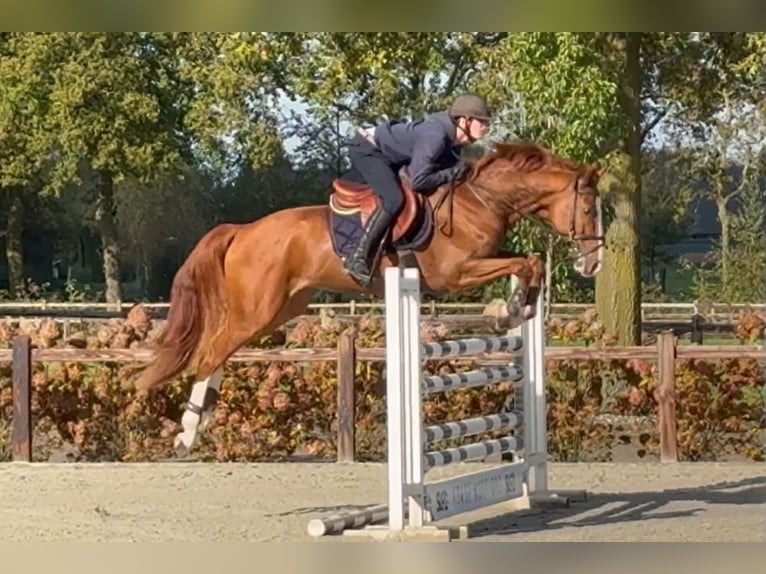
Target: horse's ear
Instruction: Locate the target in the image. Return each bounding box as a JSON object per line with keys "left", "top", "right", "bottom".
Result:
{"left": 576, "top": 166, "right": 594, "bottom": 189}
{"left": 582, "top": 164, "right": 602, "bottom": 187}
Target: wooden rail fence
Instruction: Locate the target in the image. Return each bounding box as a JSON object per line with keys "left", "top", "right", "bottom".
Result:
{"left": 2, "top": 332, "right": 764, "bottom": 464}
{"left": 0, "top": 299, "right": 763, "bottom": 323}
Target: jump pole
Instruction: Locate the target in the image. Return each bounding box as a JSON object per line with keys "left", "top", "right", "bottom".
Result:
{"left": 307, "top": 265, "right": 586, "bottom": 540}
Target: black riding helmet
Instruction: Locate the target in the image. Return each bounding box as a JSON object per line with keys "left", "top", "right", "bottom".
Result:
{"left": 448, "top": 93, "right": 492, "bottom": 121}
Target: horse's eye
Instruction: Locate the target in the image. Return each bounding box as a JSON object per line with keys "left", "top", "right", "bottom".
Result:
{"left": 583, "top": 207, "right": 592, "bottom": 215}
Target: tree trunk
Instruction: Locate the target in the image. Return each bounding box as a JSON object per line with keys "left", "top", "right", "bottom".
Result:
{"left": 716, "top": 196, "right": 732, "bottom": 294}
{"left": 140, "top": 243, "right": 151, "bottom": 297}
{"left": 5, "top": 188, "right": 25, "bottom": 296}
{"left": 595, "top": 33, "right": 643, "bottom": 345}
{"left": 95, "top": 173, "right": 122, "bottom": 303}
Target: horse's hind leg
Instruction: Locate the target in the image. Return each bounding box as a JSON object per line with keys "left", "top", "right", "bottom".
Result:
{"left": 173, "top": 288, "right": 314, "bottom": 457}
{"left": 174, "top": 370, "right": 224, "bottom": 458}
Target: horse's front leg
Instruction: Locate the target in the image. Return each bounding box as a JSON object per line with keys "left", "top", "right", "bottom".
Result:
{"left": 456, "top": 253, "right": 545, "bottom": 329}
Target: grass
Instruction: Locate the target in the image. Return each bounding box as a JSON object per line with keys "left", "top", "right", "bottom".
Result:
{"left": 662, "top": 264, "right": 699, "bottom": 301}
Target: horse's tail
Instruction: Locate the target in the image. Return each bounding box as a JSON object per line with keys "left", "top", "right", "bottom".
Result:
{"left": 133, "top": 224, "right": 239, "bottom": 391}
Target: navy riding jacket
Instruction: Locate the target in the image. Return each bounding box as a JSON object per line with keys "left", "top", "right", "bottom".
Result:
{"left": 372, "top": 111, "right": 461, "bottom": 191}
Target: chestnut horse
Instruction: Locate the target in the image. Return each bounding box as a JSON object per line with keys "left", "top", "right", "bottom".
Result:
{"left": 133, "top": 141, "right": 605, "bottom": 455}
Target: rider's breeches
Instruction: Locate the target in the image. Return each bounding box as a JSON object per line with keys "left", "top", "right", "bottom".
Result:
{"left": 345, "top": 134, "right": 404, "bottom": 216}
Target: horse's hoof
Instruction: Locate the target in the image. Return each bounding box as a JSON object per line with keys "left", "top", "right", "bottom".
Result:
{"left": 503, "top": 304, "right": 525, "bottom": 329}
{"left": 522, "top": 304, "right": 536, "bottom": 320}
{"left": 504, "top": 303, "right": 536, "bottom": 327}
{"left": 506, "top": 294, "right": 524, "bottom": 316}
{"left": 173, "top": 433, "right": 193, "bottom": 459}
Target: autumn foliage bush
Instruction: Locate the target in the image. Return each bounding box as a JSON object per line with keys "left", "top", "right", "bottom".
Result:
{"left": 545, "top": 308, "right": 765, "bottom": 462}
{"left": 0, "top": 305, "right": 763, "bottom": 463}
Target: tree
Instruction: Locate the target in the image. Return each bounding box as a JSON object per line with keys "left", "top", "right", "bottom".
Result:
{"left": 693, "top": 110, "right": 764, "bottom": 293}
{"left": 0, "top": 33, "right": 61, "bottom": 295}
{"left": 37, "top": 33, "right": 190, "bottom": 301}
{"left": 287, "top": 33, "right": 499, "bottom": 123}
{"left": 644, "top": 33, "right": 766, "bottom": 303}
{"left": 639, "top": 148, "right": 697, "bottom": 286}
{"left": 469, "top": 33, "right": 644, "bottom": 337}
{"left": 177, "top": 32, "right": 298, "bottom": 177}
{"left": 474, "top": 33, "right": 766, "bottom": 343}
{"left": 694, "top": 171, "right": 766, "bottom": 303}
{"left": 115, "top": 167, "right": 216, "bottom": 297}
{"left": 18, "top": 33, "right": 296, "bottom": 302}
{"left": 282, "top": 32, "right": 510, "bottom": 177}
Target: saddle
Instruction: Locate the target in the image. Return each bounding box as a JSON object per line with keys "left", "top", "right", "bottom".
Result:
{"left": 329, "top": 168, "right": 426, "bottom": 243}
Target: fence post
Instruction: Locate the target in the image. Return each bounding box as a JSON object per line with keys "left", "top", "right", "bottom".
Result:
{"left": 336, "top": 330, "right": 356, "bottom": 462}
{"left": 690, "top": 314, "right": 704, "bottom": 344}
{"left": 656, "top": 331, "right": 678, "bottom": 463}
{"left": 11, "top": 335, "right": 32, "bottom": 462}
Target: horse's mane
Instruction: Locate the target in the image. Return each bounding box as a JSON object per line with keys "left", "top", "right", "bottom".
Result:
{"left": 466, "top": 141, "right": 584, "bottom": 178}
{"left": 446, "top": 140, "right": 594, "bottom": 216}
{"left": 430, "top": 140, "right": 594, "bottom": 223}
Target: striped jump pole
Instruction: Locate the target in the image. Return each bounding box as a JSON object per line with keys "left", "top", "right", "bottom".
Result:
{"left": 372, "top": 268, "right": 547, "bottom": 536}
{"left": 420, "top": 335, "right": 522, "bottom": 359}
{"left": 424, "top": 436, "right": 520, "bottom": 468}
{"left": 308, "top": 265, "right": 584, "bottom": 540}
{"left": 306, "top": 504, "right": 392, "bottom": 537}
{"left": 423, "top": 412, "right": 522, "bottom": 443}
{"left": 424, "top": 365, "right": 523, "bottom": 394}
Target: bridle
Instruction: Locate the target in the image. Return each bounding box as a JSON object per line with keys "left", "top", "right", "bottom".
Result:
{"left": 436, "top": 168, "right": 607, "bottom": 261}
{"left": 568, "top": 176, "right": 606, "bottom": 258}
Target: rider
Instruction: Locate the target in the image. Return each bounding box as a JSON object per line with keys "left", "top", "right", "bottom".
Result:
{"left": 341, "top": 93, "right": 493, "bottom": 286}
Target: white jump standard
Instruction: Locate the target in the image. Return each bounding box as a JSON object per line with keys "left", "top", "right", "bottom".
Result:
{"left": 307, "top": 266, "right": 586, "bottom": 540}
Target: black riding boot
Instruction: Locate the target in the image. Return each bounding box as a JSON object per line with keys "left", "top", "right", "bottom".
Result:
{"left": 343, "top": 207, "right": 394, "bottom": 286}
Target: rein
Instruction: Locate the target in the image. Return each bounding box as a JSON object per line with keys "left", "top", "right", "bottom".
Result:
{"left": 432, "top": 179, "right": 457, "bottom": 237}
{"left": 432, "top": 168, "right": 507, "bottom": 237}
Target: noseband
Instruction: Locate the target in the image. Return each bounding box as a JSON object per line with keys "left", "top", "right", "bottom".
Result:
{"left": 568, "top": 177, "right": 606, "bottom": 257}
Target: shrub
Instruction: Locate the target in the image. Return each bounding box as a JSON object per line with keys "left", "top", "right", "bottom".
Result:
{"left": 0, "top": 305, "right": 762, "bottom": 462}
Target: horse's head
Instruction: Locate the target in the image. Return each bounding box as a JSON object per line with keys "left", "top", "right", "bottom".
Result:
{"left": 465, "top": 142, "right": 605, "bottom": 277}
{"left": 546, "top": 163, "right": 605, "bottom": 277}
